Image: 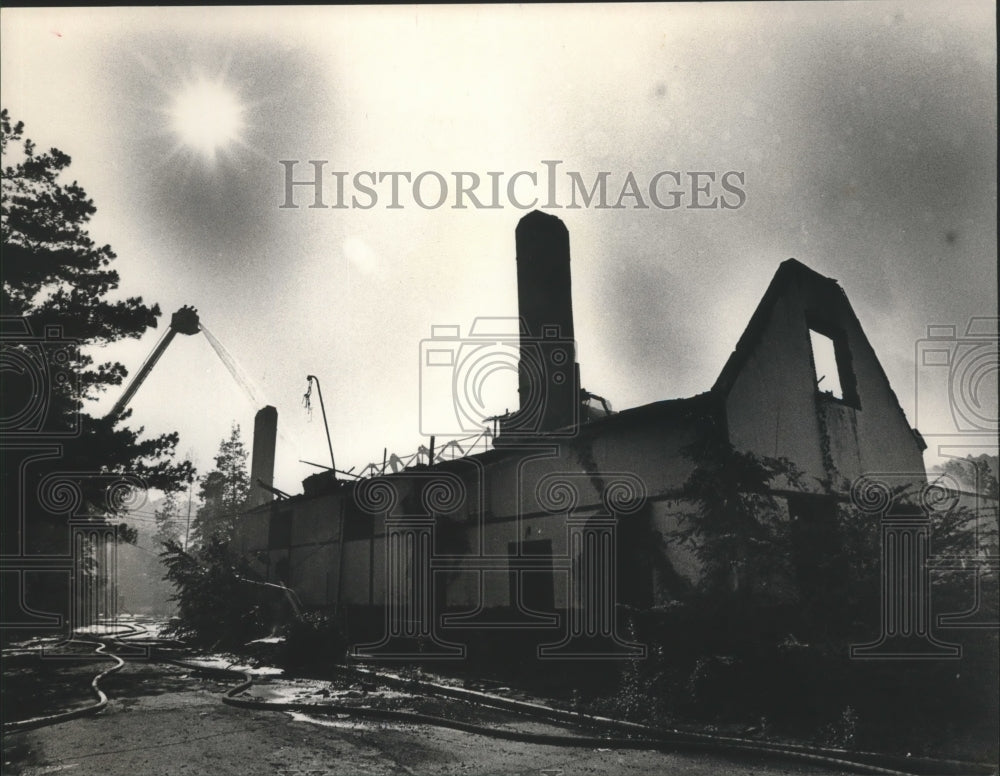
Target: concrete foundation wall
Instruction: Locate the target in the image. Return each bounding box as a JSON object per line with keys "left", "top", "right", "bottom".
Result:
{"left": 234, "top": 407, "right": 708, "bottom": 615}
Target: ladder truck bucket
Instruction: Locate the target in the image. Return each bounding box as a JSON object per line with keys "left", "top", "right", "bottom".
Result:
{"left": 170, "top": 305, "right": 201, "bottom": 335}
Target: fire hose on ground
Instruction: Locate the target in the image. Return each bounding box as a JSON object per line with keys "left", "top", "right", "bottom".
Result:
{"left": 4, "top": 628, "right": 996, "bottom": 776}
{"left": 162, "top": 651, "right": 993, "bottom": 776}
{"left": 2, "top": 633, "right": 134, "bottom": 733}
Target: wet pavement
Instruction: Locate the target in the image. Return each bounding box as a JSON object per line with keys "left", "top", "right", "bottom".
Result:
{"left": 2, "top": 659, "right": 859, "bottom": 776}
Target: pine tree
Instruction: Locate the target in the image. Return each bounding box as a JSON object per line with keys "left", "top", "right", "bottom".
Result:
{"left": 191, "top": 424, "right": 250, "bottom": 546}
{"left": 1, "top": 110, "right": 193, "bottom": 634}
{"left": 153, "top": 490, "right": 184, "bottom": 548}
{"left": 2, "top": 109, "right": 193, "bottom": 490}
{"left": 161, "top": 425, "right": 264, "bottom": 647}
{"left": 933, "top": 454, "right": 999, "bottom": 500}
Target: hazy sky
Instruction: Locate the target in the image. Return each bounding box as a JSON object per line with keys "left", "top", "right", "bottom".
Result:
{"left": 2, "top": 3, "right": 996, "bottom": 499}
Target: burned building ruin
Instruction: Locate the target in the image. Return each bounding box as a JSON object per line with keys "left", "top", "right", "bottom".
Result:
{"left": 233, "top": 211, "right": 932, "bottom": 658}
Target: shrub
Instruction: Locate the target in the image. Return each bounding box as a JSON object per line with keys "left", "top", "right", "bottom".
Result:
{"left": 279, "top": 611, "right": 347, "bottom": 674}
{"left": 160, "top": 537, "right": 272, "bottom": 649}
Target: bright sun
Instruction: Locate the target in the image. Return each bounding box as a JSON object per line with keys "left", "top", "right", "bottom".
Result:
{"left": 169, "top": 79, "right": 245, "bottom": 160}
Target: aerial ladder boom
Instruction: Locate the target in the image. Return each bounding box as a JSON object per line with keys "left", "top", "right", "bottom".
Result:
{"left": 106, "top": 306, "right": 201, "bottom": 421}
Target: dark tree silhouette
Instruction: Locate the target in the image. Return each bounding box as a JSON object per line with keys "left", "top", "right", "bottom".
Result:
{"left": 1, "top": 110, "right": 193, "bottom": 635}
{"left": 160, "top": 535, "right": 270, "bottom": 649}
{"left": 191, "top": 424, "right": 250, "bottom": 547}
{"left": 669, "top": 435, "right": 803, "bottom": 605}
{"left": 161, "top": 424, "right": 266, "bottom": 647}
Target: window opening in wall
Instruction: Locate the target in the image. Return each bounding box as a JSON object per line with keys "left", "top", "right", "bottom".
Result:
{"left": 809, "top": 328, "right": 844, "bottom": 400}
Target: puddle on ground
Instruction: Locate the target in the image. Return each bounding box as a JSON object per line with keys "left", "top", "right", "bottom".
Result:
{"left": 285, "top": 711, "right": 415, "bottom": 732}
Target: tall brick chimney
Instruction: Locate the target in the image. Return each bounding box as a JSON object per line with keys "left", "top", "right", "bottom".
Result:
{"left": 502, "top": 211, "right": 580, "bottom": 437}
{"left": 249, "top": 405, "right": 278, "bottom": 507}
